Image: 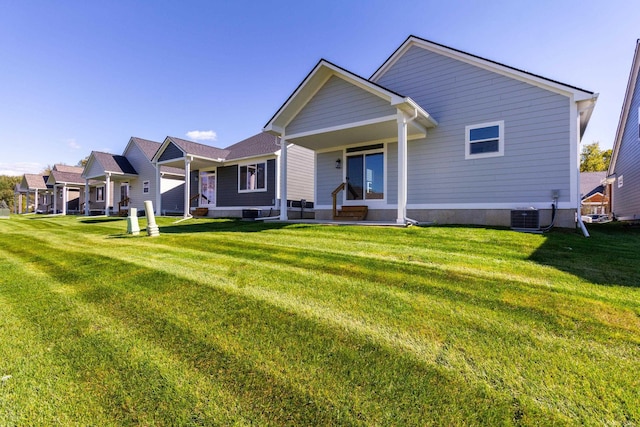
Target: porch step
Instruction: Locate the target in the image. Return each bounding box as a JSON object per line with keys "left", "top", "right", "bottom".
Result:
{"left": 334, "top": 205, "right": 368, "bottom": 221}
{"left": 193, "top": 207, "right": 209, "bottom": 217}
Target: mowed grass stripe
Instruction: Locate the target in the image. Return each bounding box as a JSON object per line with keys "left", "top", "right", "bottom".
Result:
{"left": 0, "top": 215, "right": 638, "bottom": 424}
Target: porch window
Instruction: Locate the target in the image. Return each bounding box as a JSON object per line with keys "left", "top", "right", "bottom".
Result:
{"left": 96, "top": 186, "right": 104, "bottom": 202}
{"left": 239, "top": 162, "right": 266, "bottom": 192}
{"left": 346, "top": 145, "right": 384, "bottom": 201}
{"left": 465, "top": 121, "right": 504, "bottom": 159}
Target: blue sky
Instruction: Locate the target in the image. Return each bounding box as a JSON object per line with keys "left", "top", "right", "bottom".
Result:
{"left": 1, "top": 0, "right": 638, "bottom": 175}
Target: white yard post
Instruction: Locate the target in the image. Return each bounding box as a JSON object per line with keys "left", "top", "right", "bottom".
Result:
{"left": 144, "top": 200, "right": 160, "bottom": 236}
{"left": 127, "top": 207, "right": 140, "bottom": 235}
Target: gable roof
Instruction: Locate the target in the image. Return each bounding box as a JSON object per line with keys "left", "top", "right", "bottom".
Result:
{"left": 128, "top": 137, "right": 162, "bottom": 160}
{"left": 263, "top": 59, "right": 437, "bottom": 135}
{"left": 372, "top": 35, "right": 596, "bottom": 98}
{"left": 156, "top": 136, "right": 231, "bottom": 162}
{"left": 580, "top": 171, "right": 607, "bottom": 199}
{"left": 225, "top": 132, "right": 281, "bottom": 161}
{"left": 609, "top": 39, "right": 640, "bottom": 176}
{"left": 93, "top": 151, "right": 138, "bottom": 175}
{"left": 48, "top": 169, "right": 84, "bottom": 186}
{"left": 53, "top": 164, "right": 84, "bottom": 174}
{"left": 21, "top": 174, "right": 48, "bottom": 191}
{"left": 370, "top": 35, "right": 597, "bottom": 137}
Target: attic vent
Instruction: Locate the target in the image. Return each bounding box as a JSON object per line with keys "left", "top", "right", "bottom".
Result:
{"left": 511, "top": 208, "right": 539, "bottom": 230}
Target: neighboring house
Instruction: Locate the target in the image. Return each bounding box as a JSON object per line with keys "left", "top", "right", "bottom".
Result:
{"left": 608, "top": 39, "right": 640, "bottom": 221}
{"left": 152, "top": 132, "right": 314, "bottom": 218}
{"left": 82, "top": 137, "right": 184, "bottom": 216}
{"left": 580, "top": 171, "right": 609, "bottom": 215}
{"left": 264, "top": 35, "right": 598, "bottom": 227}
{"left": 47, "top": 164, "right": 86, "bottom": 215}
{"left": 16, "top": 174, "right": 50, "bottom": 213}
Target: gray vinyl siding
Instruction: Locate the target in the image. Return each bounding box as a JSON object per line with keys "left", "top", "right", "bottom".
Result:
{"left": 316, "top": 151, "right": 345, "bottom": 206}
{"left": 123, "top": 143, "right": 157, "bottom": 211}
{"left": 158, "top": 142, "right": 184, "bottom": 162}
{"left": 216, "top": 159, "right": 276, "bottom": 207}
{"left": 161, "top": 183, "right": 184, "bottom": 212}
{"left": 286, "top": 144, "right": 315, "bottom": 202}
{"left": 286, "top": 75, "right": 397, "bottom": 135}
{"left": 376, "top": 45, "right": 572, "bottom": 205}
{"left": 612, "top": 76, "right": 640, "bottom": 219}
{"left": 85, "top": 159, "right": 106, "bottom": 179}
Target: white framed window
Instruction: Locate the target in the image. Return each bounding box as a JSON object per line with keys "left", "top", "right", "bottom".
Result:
{"left": 618, "top": 175, "right": 624, "bottom": 188}
{"left": 465, "top": 120, "right": 504, "bottom": 159}
{"left": 239, "top": 162, "right": 266, "bottom": 192}
{"left": 96, "top": 186, "right": 104, "bottom": 202}
{"left": 143, "top": 180, "right": 150, "bottom": 194}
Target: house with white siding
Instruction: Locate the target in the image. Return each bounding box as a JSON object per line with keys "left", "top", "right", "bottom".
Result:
{"left": 608, "top": 39, "right": 640, "bottom": 221}
{"left": 153, "top": 132, "right": 314, "bottom": 218}
{"left": 82, "top": 137, "right": 184, "bottom": 216}
{"left": 264, "top": 36, "right": 598, "bottom": 228}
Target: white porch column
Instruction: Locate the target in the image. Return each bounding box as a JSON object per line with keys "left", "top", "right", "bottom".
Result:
{"left": 105, "top": 174, "right": 111, "bottom": 216}
{"left": 62, "top": 185, "right": 68, "bottom": 215}
{"left": 397, "top": 111, "right": 409, "bottom": 224}
{"left": 84, "top": 180, "right": 90, "bottom": 216}
{"left": 34, "top": 189, "right": 39, "bottom": 212}
{"left": 279, "top": 135, "right": 288, "bottom": 221}
{"left": 183, "top": 157, "right": 191, "bottom": 218}
{"left": 53, "top": 185, "right": 58, "bottom": 214}
{"left": 155, "top": 163, "right": 162, "bottom": 216}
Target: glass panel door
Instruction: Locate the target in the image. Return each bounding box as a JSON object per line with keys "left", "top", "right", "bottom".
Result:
{"left": 346, "top": 152, "right": 384, "bottom": 201}
{"left": 200, "top": 171, "right": 216, "bottom": 206}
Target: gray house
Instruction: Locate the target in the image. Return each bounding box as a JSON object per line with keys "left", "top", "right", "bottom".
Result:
{"left": 82, "top": 137, "right": 184, "bottom": 216}
{"left": 16, "top": 174, "right": 50, "bottom": 213}
{"left": 153, "top": 132, "right": 314, "bottom": 218}
{"left": 608, "top": 39, "right": 640, "bottom": 221}
{"left": 264, "top": 36, "right": 598, "bottom": 227}
{"left": 47, "top": 164, "right": 85, "bottom": 215}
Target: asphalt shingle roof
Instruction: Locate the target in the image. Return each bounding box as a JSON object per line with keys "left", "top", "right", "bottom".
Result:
{"left": 92, "top": 151, "right": 138, "bottom": 175}
{"left": 225, "top": 132, "right": 280, "bottom": 160}
{"left": 22, "top": 174, "right": 48, "bottom": 190}
{"left": 580, "top": 172, "right": 607, "bottom": 199}
{"left": 166, "top": 137, "right": 230, "bottom": 160}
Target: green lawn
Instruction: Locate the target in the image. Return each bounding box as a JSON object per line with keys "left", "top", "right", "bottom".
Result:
{"left": 0, "top": 215, "right": 638, "bottom": 426}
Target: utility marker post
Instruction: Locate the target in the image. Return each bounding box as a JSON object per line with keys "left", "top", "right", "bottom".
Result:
{"left": 144, "top": 200, "right": 160, "bottom": 237}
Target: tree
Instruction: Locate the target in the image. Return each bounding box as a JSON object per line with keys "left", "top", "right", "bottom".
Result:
{"left": 580, "top": 142, "right": 612, "bottom": 172}
{"left": 0, "top": 175, "right": 22, "bottom": 211}
{"left": 77, "top": 156, "right": 89, "bottom": 168}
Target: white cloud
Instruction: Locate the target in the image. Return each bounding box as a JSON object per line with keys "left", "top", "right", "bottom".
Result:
{"left": 67, "top": 139, "right": 81, "bottom": 150}
{"left": 186, "top": 130, "right": 217, "bottom": 142}
{"left": 0, "top": 162, "right": 45, "bottom": 176}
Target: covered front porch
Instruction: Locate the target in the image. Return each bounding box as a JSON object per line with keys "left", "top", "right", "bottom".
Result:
{"left": 264, "top": 60, "right": 437, "bottom": 224}
{"left": 153, "top": 137, "right": 228, "bottom": 219}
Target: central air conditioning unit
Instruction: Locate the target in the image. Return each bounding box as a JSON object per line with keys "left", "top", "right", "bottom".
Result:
{"left": 511, "top": 208, "right": 540, "bottom": 230}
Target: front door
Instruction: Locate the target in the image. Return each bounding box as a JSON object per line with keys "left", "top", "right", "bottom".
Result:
{"left": 199, "top": 171, "right": 216, "bottom": 207}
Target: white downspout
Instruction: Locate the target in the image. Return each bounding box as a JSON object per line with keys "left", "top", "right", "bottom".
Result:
{"left": 279, "top": 134, "right": 288, "bottom": 221}
{"left": 397, "top": 108, "right": 419, "bottom": 225}
{"left": 183, "top": 157, "right": 192, "bottom": 219}
{"left": 62, "top": 184, "right": 68, "bottom": 215}
{"left": 155, "top": 162, "right": 162, "bottom": 216}
{"left": 105, "top": 174, "right": 111, "bottom": 216}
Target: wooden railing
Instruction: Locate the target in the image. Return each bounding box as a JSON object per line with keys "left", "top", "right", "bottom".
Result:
{"left": 190, "top": 193, "right": 210, "bottom": 206}
{"left": 331, "top": 182, "right": 346, "bottom": 219}
{"left": 118, "top": 197, "right": 130, "bottom": 214}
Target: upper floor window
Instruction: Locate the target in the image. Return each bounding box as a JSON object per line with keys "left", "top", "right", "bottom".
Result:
{"left": 465, "top": 121, "right": 504, "bottom": 159}
{"left": 239, "top": 162, "right": 266, "bottom": 192}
